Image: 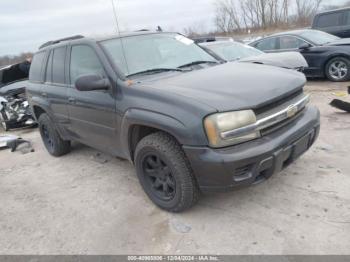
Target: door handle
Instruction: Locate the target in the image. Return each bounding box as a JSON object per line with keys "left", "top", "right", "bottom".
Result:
{"left": 41, "top": 92, "right": 47, "bottom": 97}
{"left": 68, "top": 97, "right": 76, "bottom": 104}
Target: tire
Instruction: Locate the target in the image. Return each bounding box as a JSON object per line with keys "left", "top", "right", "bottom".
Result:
{"left": 325, "top": 57, "right": 350, "bottom": 82}
{"left": 0, "top": 111, "right": 9, "bottom": 131}
{"left": 38, "top": 113, "right": 70, "bottom": 156}
{"left": 135, "top": 131, "right": 200, "bottom": 212}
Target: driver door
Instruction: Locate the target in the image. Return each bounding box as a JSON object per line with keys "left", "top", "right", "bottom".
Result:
{"left": 67, "top": 44, "right": 117, "bottom": 152}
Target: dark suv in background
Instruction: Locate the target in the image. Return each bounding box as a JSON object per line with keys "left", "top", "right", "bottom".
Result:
{"left": 312, "top": 7, "right": 350, "bottom": 38}
{"left": 27, "top": 32, "right": 320, "bottom": 212}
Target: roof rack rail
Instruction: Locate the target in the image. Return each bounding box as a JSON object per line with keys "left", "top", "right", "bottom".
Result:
{"left": 39, "top": 35, "right": 84, "bottom": 49}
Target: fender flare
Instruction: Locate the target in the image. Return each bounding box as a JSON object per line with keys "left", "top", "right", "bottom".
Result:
{"left": 120, "top": 108, "right": 188, "bottom": 160}
{"left": 30, "top": 98, "right": 68, "bottom": 139}
{"left": 30, "top": 96, "right": 51, "bottom": 120}
{"left": 323, "top": 52, "right": 350, "bottom": 69}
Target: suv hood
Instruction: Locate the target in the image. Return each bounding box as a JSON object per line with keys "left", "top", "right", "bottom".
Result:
{"left": 239, "top": 51, "right": 308, "bottom": 69}
{"left": 137, "top": 62, "right": 306, "bottom": 112}
{"left": 327, "top": 38, "right": 350, "bottom": 46}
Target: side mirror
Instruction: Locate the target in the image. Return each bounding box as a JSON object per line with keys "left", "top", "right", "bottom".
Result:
{"left": 75, "top": 74, "right": 110, "bottom": 91}
{"left": 299, "top": 43, "right": 311, "bottom": 50}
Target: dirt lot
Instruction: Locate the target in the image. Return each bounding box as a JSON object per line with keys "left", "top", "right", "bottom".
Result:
{"left": 0, "top": 80, "right": 349, "bottom": 255}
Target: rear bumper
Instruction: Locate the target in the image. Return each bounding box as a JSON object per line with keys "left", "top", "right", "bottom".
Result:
{"left": 183, "top": 106, "right": 320, "bottom": 192}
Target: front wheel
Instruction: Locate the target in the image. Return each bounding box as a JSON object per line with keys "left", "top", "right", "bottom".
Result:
{"left": 325, "top": 57, "right": 350, "bottom": 82}
{"left": 135, "top": 132, "right": 200, "bottom": 212}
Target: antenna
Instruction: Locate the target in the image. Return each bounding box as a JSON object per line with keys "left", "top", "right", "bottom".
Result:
{"left": 111, "top": 0, "right": 121, "bottom": 34}
{"left": 110, "top": 0, "right": 130, "bottom": 75}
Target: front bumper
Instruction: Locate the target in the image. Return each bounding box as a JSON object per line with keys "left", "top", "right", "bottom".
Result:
{"left": 183, "top": 106, "right": 320, "bottom": 192}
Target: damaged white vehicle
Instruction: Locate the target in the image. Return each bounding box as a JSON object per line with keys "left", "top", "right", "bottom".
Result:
{"left": 200, "top": 40, "right": 308, "bottom": 71}
{"left": 0, "top": 61, "right": 35, "bottom": 131}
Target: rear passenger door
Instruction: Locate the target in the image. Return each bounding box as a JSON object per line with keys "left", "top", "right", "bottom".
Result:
{"left": 253, "top": 37, "right": 278, "bottom": 53}
{"left": 276, "top": 36, "right": 316, "bottom": 70}
{"left": 67, "top": 44, "right": 117, "bottom": 152}
{"left": 43, "top": 46, "right": 70, "bottom": 130}
{"left": 277, "top": 36, "right": 307, "bottom": 52}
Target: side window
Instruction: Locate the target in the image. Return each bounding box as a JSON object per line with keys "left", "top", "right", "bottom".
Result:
{"left": 52, "top": 47, "right": 66, "bottom": 84}
{"left": 316, "top": 13, "right": 342, "bottom": 28}
{"left": 345, "top": 11, "right": 350, "bottom": 25}
{"left": 45, "top": 51, "right": 53, "bottom": 83}
{"left": 255, "top": 38, "right": 277, "bottom": 51}
{"left": 29, "top": 51, "right": 46, "bottom": 82}
{"left": 70, "top": 45, "right": 105, "bottom": 85}
{"left": 278, "top": 36, "right": 305, "bottom": 50}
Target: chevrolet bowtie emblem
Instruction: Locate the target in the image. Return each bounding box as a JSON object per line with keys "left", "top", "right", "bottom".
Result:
{"left": 286, "top": 104, "right": 298, "bottom": 118}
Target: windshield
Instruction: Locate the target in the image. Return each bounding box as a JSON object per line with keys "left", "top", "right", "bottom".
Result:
{"left": 299, "top": 30, "right": 340, "bottom": 45}
{"left": 100, "top": 33, "right": 218, "bottom": 76}
{"left": 203, "top": 42, "right": 263, "bottom": 61}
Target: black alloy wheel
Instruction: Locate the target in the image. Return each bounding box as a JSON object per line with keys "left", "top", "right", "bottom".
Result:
{"left": 135, "top": 131, "right": 200, "bottom": 212}
{"left": 40, "top": 122, "right": 54, "bottom": 151}
{"left": 141, "top": 153, "right": 176, "bottom": 201}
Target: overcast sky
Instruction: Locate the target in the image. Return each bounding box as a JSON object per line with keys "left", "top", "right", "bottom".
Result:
{"left": 0, "top": 0, "right": 347, "bottom": 56}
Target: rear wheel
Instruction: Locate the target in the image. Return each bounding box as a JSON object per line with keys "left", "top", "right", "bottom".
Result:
{"left": 325, "top": 57, "right": 350, "bottom": 82}
{"left": 38, "top": 113, "right": 70, "bottom": 156}
{"left": 135, "top": 132, "right": 200, "bottom": 212}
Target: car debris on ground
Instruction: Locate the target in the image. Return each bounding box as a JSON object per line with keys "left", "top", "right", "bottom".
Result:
{"left": 330, "top": 86, "right": 350, "bottom": 112}
{"left": 0, "top": 134, "right": 34, "bottom": 154}
{"left": 0, "top": 60, "right": 36, "bottom": 131}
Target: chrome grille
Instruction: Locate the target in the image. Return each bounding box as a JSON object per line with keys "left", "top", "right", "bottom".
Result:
{"left": 221, "top": 93, "right": 309, "bottom": 140}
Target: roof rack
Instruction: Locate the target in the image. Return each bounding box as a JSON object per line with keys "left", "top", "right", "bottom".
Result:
{"left": 39, "top": 35, "right": 84, "bottom": 49}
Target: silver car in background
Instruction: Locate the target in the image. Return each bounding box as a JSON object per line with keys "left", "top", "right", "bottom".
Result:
{"left": 200, "top": 40, "right": 308, "bottom": 71}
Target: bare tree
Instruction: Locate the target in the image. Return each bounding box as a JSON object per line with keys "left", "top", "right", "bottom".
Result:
{"left": 322, "top": 0, "right": 350, "bottom": 11}
{"left": 213, "top": 0, "right": 323, "bottom": 34}
{"left": 0, "top": 53, "right": 33, "bottom": 68}
{"left": 214, "top": 0, "right": 242, "bottom": 33}
{"left": 183, "top": 22, "right": 206, "bottom": 37}
{"left": 295, "top": 0, "right": 323, "bottom": 26}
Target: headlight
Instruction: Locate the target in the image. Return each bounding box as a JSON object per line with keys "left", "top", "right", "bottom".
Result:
{"left": 204, "top": 110, "right": 260, "bottom": 148}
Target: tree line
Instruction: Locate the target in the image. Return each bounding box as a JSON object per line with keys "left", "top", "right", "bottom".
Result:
{"left": 214, "top": 0, "right": 325, "bottom": 33}
{"left": 0, "top": 53, "right": 33, "bottom": 68}
{"left": 214, "top": 0, "right": 350, "bottom": 34}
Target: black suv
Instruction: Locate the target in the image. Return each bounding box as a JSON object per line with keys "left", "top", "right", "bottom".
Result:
{"left": 312, "top": 7, "right": 350, "bottom": 38}
{"left": 27, "top": 32, "right": 320, "bottom": 212}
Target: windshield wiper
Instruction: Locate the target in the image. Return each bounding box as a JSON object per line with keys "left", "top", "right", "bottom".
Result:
{"left": 178, "top": 60, "right": 219, "bottom": 68}
{"left": 127, "top": 68, "right": 190, "bottom": 77}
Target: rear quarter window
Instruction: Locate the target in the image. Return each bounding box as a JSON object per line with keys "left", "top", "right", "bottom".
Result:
{"left": 29, "top": 51, "right": 46, "bottom": 82}
{"left": 315, "top": 12, "right": 343, "bottom": 28}
{"left": 345, "top": 10, "right": 350, "bottom": 25}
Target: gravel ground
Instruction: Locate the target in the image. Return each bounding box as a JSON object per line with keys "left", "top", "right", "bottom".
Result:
{"left": 0, "top": 80, "right": 349, "bottom": 255}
